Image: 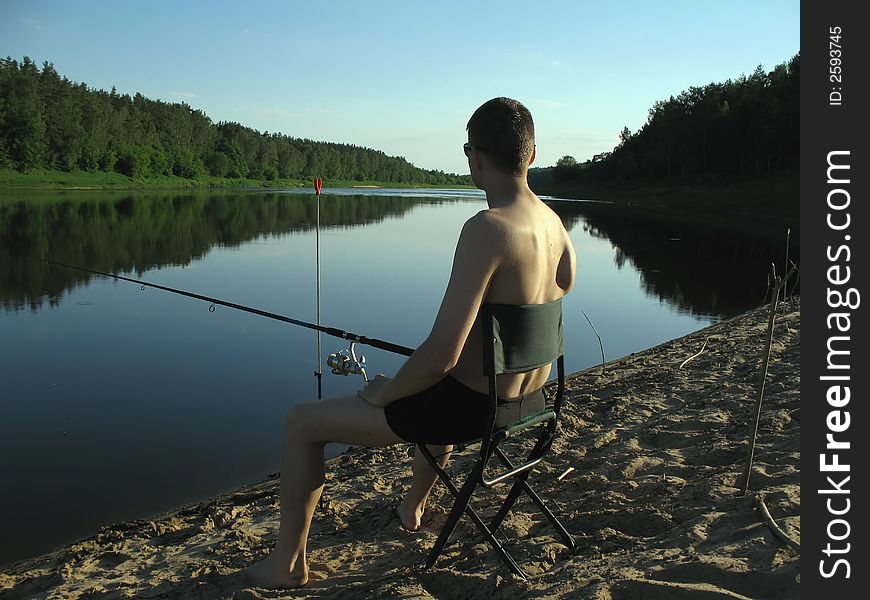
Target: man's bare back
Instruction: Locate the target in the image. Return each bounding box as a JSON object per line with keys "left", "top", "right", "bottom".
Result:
{"left": 450, "top": 193, "right": 576, "bottom": 398}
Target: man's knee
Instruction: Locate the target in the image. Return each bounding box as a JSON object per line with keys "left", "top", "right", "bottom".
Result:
{"left": 285, "top": 402, "right": 316, "bottom": 433}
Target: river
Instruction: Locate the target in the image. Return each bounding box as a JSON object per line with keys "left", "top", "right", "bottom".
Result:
{"left": 0, "top": 187, "right": 796, "bottom": 565}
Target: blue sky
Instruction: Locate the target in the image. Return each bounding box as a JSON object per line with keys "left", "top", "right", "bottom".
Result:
{"left": 1, "top": 0, "right": 799, "bottom": 175}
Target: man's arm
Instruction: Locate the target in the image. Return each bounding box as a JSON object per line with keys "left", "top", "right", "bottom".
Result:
{"left": 360, "top": 213, "right": 501, "bottom": 406}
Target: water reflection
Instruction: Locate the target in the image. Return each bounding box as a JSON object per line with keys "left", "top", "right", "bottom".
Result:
{"left": 548, "top": 200, "right": 798, "bottom": 318}
{"left": 2, "top": 192, "right": 796, "bottom": 320}
{"left": 0, "top": 191, "right": 447, "bottom": 312}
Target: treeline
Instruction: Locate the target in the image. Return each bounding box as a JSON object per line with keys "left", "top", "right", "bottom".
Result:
{"left": 0, "top": 57, "right": 470, "bottom": 185}
{"left": 553, "top": 54, "right": 799, "bottom": 183}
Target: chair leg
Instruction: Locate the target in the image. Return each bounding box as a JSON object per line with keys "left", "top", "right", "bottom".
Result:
{"left": 424, "top": 462, "right": 478, "bottom": 568}
{"left": 493, "top": 447, "right": 577, "bottom": 551}
{"left": 488, "top": 474, "right": 526, "bottom": 533}
{"left": 517, "top": 477, "right": 576, "bottom": 551}
{"left": 417, "top": 445, "right": 529, "bottom": 579}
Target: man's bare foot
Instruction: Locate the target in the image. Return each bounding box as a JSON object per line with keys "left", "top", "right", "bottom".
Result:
{"left": 243, "top": 552, "right": 308, "bottom": 589}
{"left": 396, "top": 497, "right": 425, "bottom": 531}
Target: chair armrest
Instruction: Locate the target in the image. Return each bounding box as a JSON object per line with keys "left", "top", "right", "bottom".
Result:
{"left": 500, "top": 410, "right": 555, "bottom": 436}
{"left": 481, "top": 410, "right": 556, "bottom": 487}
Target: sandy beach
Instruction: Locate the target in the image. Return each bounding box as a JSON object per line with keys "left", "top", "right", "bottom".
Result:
{"left": 0, "top": 299, "right": 800, "bottom": 599}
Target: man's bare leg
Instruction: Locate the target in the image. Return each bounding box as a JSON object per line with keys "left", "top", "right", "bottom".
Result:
{"left": 397, "top": 444, "right": 453, "bottom": 531}
{"left": 244, "top": 394, "right": 403, "bottom": 589}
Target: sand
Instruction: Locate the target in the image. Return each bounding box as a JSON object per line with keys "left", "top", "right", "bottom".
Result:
{"left": 0, "top": 299, "right": 800, "bottom": 599}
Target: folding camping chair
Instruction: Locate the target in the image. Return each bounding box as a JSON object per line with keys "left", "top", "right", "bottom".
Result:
{"left": 417, "top": 299, "right": 577, "bottom": 579}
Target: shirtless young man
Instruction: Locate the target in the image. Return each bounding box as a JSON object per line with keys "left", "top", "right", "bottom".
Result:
{"left": 245, "top": 97, "right": 576, "bottom": 589}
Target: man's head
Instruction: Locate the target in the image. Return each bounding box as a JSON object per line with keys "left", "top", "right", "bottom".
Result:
{"left": 466, "top": 97, "right": 535, "bottom": 176}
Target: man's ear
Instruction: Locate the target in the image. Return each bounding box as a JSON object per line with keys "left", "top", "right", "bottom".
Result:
{"left": 471, "top": 151, "right": 483, "bottom": 172}
{"left": 529, "top": 146, "right": 536, "bottom": 166}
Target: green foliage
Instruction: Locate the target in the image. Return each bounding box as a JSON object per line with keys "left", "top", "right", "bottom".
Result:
{"left": 171, "top": 147, "right": 203, "bottom": 178}
{"left": 206, "top": 151, "right": 232, "bottom": 178}
{"left": 0, "top": 57, "right": 471, "bottom": 186}
{"left": 553, "top": 54, "right": 800, "bottom": 184}
{"left": 554, "top": 155, "right": 578, "bottom": 183}
{"left": 115, "top": 144, "right": 148, "bottom": 177}
{"left": 0, "top": 57, "right": 46, "bottom": 170}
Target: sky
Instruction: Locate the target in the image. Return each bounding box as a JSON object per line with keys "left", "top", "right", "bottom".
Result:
{"left": 1, "top": 0, "right": 800, "bottom": 175}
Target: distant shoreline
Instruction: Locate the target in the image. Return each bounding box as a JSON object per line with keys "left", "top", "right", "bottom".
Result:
{"left": 1, "top": 168, "right": 798, "bottom": 228}
{"left": 530, "top": 170, "right": 799, "bottom": 221}
{"left": 0, "top": 169, "right": 473, "bottom": 193}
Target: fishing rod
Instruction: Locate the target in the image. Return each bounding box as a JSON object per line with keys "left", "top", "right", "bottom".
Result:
{"left": 35, "top": 257, "right": 415, "bottom": 367}
{"left": 314, "top": 176, "right": 324, "bottom": 397}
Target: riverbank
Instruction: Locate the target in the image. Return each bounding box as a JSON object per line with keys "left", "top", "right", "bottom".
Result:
{"left": 0, "top": 169, "right": 473, "bottom": 192}
{"left": 0, "top": 299, "right": 800, "bottom": 599}
{"left": 530, "top": 171, "right": 799, "bottom": 222}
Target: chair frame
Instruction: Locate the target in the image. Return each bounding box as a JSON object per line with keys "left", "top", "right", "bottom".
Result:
{"left": 417, "top": 304, "right": 577, "bottom": 579}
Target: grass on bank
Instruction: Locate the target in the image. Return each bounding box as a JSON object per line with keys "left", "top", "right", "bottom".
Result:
{"left": 2, "top": 168, "right": 798, "bottom": 228}
{"left": 0, "top": 169, "right": 473, "bottom": 192}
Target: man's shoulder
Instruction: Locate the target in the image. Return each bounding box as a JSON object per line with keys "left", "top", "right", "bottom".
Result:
{"left": 465, "top": 208, "right": 510, "bottom": 230}
{"left": 462, "top": 209, "right": 510, "bottom": 238}
{"left": 457, "top": 210, "right": 509, "bottom": 251}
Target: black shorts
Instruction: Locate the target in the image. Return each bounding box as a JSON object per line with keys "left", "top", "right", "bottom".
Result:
{"left": 384, "top": 375, "right": 490, "bottom": 445}
{"left": 384, "top": 375, "right": 547, "bottom": 445}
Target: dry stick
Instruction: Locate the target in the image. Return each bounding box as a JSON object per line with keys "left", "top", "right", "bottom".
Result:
{"left": 557, "top": 466, "right": 575, "bottom": 481}
{"left": 741, "top": 266, "right": 781, "bottom": 495}
{"left": 761, "top": 271, "right": 772, "bottom": 306}
{"left": 678, "top": 339, "right": 708, "bottom": 369}
{"left": 786, "top": 261, "right": 801, "bottom": 305}
{"left": 740, "top": 263, "right": 797, "bottom": 495}
{"left": 781, "top": 227, "right": 791, "bottom": 302}
{"left": 755, "top": 494, "right": 800, "bottom": 549}
{"left": 581, "top": 309, "right": 606, "bottom": 374}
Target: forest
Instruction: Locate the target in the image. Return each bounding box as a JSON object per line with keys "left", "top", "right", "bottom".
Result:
{"left": 550, "top": 54, "right": 799, "bottom": 185}
{"left": 0, "top": 57, "right": 470, "bottom": 186}
{"left": 1, "top": 55, "right": 799, "bottom": 189}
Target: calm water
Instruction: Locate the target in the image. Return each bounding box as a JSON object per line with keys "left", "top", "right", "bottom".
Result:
{"left": 0, "top": 188, "right": 795, "bottom": 565}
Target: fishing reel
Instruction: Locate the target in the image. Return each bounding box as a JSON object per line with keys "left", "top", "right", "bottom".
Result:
{"left": 327, "top": 342, "right": 369, "bottom": 381}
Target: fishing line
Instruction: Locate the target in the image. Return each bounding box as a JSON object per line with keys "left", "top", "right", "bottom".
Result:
{"left": 35, "top": 256, "right": 414, "bottom": 358}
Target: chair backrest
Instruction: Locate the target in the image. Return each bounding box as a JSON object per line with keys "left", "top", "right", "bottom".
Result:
{"left": 478, "top": 299, "right": 566, "bottom": 479}
{"left": 482, "top": 299, "right": 564, "bottom": 376}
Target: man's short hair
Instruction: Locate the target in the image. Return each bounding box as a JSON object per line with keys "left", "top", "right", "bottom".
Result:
{"left": 467, "top": 97, "right": 535, "bottom": 176}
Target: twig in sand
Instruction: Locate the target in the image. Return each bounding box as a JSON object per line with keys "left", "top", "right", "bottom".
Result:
{"left": 557, "top": 467, "right": 575, "bottom": 481}
{"left": 581, "top": 309, "right": 606, "bottom": 374}
{"left": 780, "top": 227, "right": 792, "bottom": 302}
{"left": 678, "top": 340, "right": 708, "bottom": 369}
{"left": 740, "top": 263, "right": 798, "bottom": 495}
{"left": 786, "top": 261, "right": 800, "bottom": 306}
{"left": 756, "top": 494, "right": 800, "bottom": 549}
{"left": 762, "top": 271, "right": 772, "bottom": 305}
